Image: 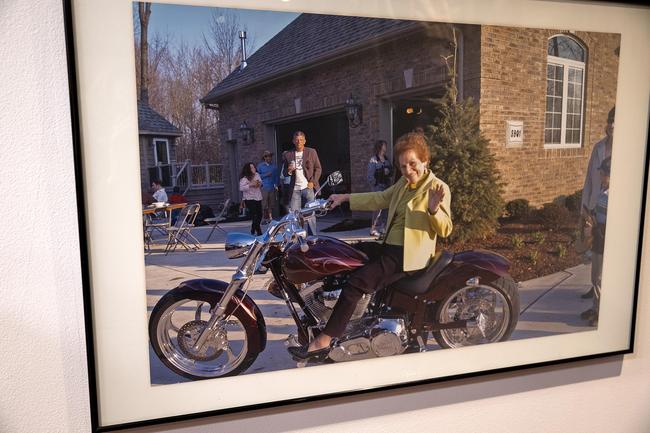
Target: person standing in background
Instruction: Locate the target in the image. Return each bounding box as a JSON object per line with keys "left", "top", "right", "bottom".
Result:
{"left": 257, "top": 150, "right": 279, "bottom": 224}
{"left": 367, "top": 139, "right": 393, "bottom": 237}
{"left": 281, "top": 131, "right": 322, "bottom": 234}
{"left": 581, "top": 157, "right": 610, "bottom": 327}
{"left": 580, "top": 106, "right": 614, "bottom": 299}
{"left": 239, "top": 162, "right": 263, "bottom": 236}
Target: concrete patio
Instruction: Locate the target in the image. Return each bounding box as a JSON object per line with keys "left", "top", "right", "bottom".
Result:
{"left": 145, "top": 217, "right": 596, "bottom": 385}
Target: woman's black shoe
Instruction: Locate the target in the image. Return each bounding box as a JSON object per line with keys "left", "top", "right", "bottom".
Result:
{"left": 287, "top": 345, "right": 331, "bottom": 362}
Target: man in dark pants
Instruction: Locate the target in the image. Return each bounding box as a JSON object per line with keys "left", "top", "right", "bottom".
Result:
{"left": 579, "top": 106, "right": 614, "bottom": 299}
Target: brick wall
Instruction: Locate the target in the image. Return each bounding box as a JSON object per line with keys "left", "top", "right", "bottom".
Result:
{"left": 216, "top": 25, "right": 471, "bottom": 199}
{"left": 479, "top": 26, "right": 620, "bottom": 206}
{"left": 214, "top": 24, "right": 620, "bottom": 207}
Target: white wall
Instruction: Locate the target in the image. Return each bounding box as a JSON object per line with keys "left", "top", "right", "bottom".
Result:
{"left": 1, "top": 1, "right": 648, "bottom": 432}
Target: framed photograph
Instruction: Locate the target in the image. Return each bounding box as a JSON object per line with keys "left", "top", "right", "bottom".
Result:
{"left": 64, "top": 0, "right": 649, "bottom": 430}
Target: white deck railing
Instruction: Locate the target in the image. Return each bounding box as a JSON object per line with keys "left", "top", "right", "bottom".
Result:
{"left": 148, "top": 160, "right": 224, "bottom": 194}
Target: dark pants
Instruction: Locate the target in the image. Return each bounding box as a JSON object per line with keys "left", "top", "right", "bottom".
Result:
{"left": 245, "top": 199, "right": 263, "bottom": 235}
{"left": 324, "top": 242, "right": 405, "bottom": 338}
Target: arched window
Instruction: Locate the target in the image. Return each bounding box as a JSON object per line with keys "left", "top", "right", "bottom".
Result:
{"left": 545, "top": 35, "right": 586, "bottom": 147}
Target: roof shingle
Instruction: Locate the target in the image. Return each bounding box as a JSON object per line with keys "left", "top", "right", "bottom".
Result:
{"left": 201, "top": 13, "right": 433, "bottom": 103}
{"left": 138, "top": 101, "right": 182, "bottom": 136}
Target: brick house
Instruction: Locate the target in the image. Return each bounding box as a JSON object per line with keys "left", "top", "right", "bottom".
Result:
{"left": 201, "top": 14, "right": 620, "bottom": 206}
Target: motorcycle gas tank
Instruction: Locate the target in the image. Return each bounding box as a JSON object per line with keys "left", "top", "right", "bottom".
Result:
{"left": 282, "top": 236, "right": 368, "bottom": 284}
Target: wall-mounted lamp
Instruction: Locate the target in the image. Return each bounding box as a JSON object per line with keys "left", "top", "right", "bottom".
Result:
{"left": 405, "top": 106, "right": 423, "bottom": 115}
{"left": 345, "top": 95, "right": 363, "bottom": 128}
{"left": 239, "top": 121, "right": 254, "bottom": 144}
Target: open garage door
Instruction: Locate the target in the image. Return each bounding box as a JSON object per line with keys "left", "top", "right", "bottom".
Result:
{"left": 274, "top": 111, "right": 351, "bottom": 196}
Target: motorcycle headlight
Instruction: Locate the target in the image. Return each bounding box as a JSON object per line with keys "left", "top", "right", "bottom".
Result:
{"left": 225, "top": 233, "right": 256, "bottom": 259}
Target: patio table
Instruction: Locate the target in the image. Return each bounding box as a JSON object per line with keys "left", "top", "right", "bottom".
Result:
{"left": 143, "top": 203, "right": 187, "bottom": 251}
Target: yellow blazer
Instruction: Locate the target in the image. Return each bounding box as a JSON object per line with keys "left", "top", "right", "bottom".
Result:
{"left": 349, "top": 171, "right": 452, "bottom": 272}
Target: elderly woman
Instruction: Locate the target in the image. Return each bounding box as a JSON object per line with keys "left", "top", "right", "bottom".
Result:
{"left": 289, "top": 132, "right": 453, "bottom": 360}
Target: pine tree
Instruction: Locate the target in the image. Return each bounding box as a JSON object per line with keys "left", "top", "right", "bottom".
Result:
{"left": 427, "top": 29, "right": 504, "bottom": 242}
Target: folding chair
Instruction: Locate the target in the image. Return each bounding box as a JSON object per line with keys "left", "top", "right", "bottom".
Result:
{"left": 204, "top": 198, "right": 230, "bottom": 242}
{"left": 163, "top": 203, "right": 201, "bottom": 254}
{"left": 143, "top": 210, "right": 171, "bottom": 252}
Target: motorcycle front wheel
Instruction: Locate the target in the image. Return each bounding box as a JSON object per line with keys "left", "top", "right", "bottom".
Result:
{"left": 432, "top": 275, "right": 519, "bottom": 349}
{"left": 149, "top": 291, "right": 260, "bottom": 380}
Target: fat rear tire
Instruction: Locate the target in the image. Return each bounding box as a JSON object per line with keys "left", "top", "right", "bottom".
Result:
{"left": 432, "top": 275, "right": 519, "bottom": 349}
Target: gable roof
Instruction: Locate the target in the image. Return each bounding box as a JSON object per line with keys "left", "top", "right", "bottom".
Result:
{"left": 201, "top": 13, "right": 449, "bottom": 104}
{"left": 138, "top": 100, "right": 182, "bottom": 136}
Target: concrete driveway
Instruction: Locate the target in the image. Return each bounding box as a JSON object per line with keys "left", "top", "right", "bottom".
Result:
{"left": 145, "top": 219, "right": 595, "bottom": 385}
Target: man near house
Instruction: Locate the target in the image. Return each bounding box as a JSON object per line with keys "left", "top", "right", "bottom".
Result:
{"left": 257, "top": 150, "right": 279, "bottom": 223}
{"left": 281, "top": 131, "right": 322, "bottom": 233}
{"left": 579, "top": 106, "right": 614, "bottom": 299}
{"left": 151, "top": 179, "right": 168, "bottom": 203}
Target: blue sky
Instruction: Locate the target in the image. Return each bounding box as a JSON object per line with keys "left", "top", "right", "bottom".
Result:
{"left": 141, "top": 3, "right": 299, "bottom": 55}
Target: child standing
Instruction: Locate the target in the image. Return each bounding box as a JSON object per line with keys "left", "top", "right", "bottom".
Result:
{"left": 581, "top": 157, "right": 610, "bottom": 327}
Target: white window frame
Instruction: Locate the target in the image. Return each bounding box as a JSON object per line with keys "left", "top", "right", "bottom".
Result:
{"left": 152, "top": 138, "right": 170, "bottom": 166}
{"left": 544, "top": 38, "right": 586, "bottom": 149}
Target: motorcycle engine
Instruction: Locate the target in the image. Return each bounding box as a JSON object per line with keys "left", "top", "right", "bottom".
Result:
{"left": 300, "top": 276, "right": 371, "bottom": 324}
{"left": 328, "top": 317, "right": 409, "bottom": 362}
{"left": 299, "top": 276, "right": 409, "bottom": 362}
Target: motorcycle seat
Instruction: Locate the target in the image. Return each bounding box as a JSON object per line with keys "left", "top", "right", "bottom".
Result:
{"left": 390, "top": 250, "right": 454, "bottom": 295}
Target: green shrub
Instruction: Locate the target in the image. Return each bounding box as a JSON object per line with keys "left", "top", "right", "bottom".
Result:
{"left": 427, "top": 35, "right": 503, "bottom": 242}
{"left": 532, "top": 231, "right": 546, "bottom": 245}
{"left": 571, "top": 229, "right": 580, "bottom": 241}
{"left": 528, "top": 250, "right": 539, "bottom": 265}
{"left": 564, "top": 189, "right": 583, "bottom": 213}
{"left": 557, "top": 244, "right": 567, "bottom": 258}
{"left": 511, "top": 234, "right": 524, "bottom": 249}
{"left": 536, "top": 203, "right": 572, "bottom": 230}
{"left": 505, "top": 199, "right": 530, "bottom": 220}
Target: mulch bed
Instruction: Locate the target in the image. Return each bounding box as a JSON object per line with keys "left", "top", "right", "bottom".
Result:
{"left": 442, "top": 217, "right": 583, "bottom": 282}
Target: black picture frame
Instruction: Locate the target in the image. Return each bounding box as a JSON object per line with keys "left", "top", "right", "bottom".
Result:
{"left": 63, "top": 0, "right": 648, "bottom": 431}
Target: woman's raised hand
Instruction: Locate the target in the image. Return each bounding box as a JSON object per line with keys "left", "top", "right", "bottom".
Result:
{"left": 428, "top": 184, "right": 445, "bottom": 214}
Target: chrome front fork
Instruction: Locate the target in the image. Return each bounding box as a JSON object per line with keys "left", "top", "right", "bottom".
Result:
{"left": 191, "top": 241, "right": 264, "bottom": 352}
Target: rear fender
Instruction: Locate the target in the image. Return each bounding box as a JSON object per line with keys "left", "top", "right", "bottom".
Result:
{"left": 429, "top": 250, "right": 511, "bottom": 301}
{"left": 174, "top": 278, "right": 267, "bottom": 352}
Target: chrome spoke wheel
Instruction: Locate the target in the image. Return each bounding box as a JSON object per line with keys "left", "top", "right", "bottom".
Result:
{"left": 155, "top": 299, "right": 249, "bottom": 378}
{"left": 437, "top": 284, "right": 511, "bottom": 348}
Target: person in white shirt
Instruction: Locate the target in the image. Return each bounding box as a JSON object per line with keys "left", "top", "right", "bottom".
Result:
{"left": 280, "top": 131, "right": 322, "bottom": 234}
{"left": 151, "top": 179, "right": 168, "bottom": 203}
{"left": 239, "top": 162, "right": 264, "bottom": 236}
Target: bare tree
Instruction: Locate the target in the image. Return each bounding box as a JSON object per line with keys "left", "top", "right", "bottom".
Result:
{"left": 132, "top": 5, "right": 256, "bottom": 163}
{"left": 138, "top": 2, "right": 152, "bottom": 102}
{"left": 202, "top": 9, "right": 255, "bottom": 82}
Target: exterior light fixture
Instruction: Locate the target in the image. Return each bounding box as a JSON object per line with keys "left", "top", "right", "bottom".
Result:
{"left": 405, "top": 106, "right": 423, "bottom": 115}
{"left": 240, "top": 121, "right": 254, "bottom": 144}
{"left": 345, "top": 95, "right": 363, "bottom": 128}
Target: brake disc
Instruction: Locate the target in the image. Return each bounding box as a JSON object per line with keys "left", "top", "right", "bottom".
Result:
{"left": 177, "top": 320, "right": 227, "bottom": 361}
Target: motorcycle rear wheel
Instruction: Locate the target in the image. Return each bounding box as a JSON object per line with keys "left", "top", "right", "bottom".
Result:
{"left": 432, "top": 276, "right": 519, "bottom": 349}
{"left": 149, "top": 291, "right": 260, "bottom": 380}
